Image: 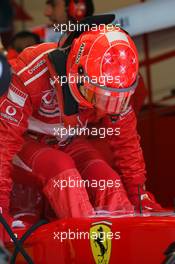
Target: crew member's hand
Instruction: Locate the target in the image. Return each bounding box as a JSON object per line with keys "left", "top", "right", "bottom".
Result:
{"left": 0, "top": 207, "right": 13, "bottom": 243}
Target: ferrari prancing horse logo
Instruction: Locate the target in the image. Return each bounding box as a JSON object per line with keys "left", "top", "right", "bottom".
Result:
{"left": 90, "top": 221, "right": 112, "bottom": 264}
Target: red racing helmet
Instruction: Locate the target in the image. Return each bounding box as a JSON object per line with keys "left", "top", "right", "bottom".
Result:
{"left": 66, "top": 26, "right": 139, "bottom": 115}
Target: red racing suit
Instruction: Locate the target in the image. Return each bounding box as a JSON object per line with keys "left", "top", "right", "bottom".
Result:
{"left": 0, "top": 43, "right": 146, "bottom": 215}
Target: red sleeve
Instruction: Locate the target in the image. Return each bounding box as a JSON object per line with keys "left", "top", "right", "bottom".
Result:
{"left": 0, "top": 74, "right": 32, "bottom": 213}
{"left": 101, "top": 107, "right": 146, "bottom": 193}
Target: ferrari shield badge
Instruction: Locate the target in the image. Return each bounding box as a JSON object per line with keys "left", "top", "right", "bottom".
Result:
{"left": 90, "top": 221, "right": 112, "bottom": 264}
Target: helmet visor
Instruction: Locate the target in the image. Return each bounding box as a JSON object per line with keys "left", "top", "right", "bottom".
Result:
{"left": 79, "top": 75, "right": 138, "bottom": 114}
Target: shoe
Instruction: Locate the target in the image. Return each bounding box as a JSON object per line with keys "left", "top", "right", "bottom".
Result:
{"left": 130, "top": 192, "right": 163, "bottom": 212}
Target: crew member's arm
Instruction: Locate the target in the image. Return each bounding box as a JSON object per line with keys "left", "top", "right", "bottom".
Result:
{"left": 0, "top": 74, "right": 32, "bottom": 214}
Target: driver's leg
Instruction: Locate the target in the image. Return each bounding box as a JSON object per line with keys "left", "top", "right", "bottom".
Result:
{"left": 16, "top": 138, "right": 94, "bottom": 218}
{"left": 63, "top": 137, "right": 134, "bottom": 213}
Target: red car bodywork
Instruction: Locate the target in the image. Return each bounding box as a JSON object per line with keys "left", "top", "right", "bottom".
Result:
{"left": 6, "top": 216, "right": 175, "bottom": 264}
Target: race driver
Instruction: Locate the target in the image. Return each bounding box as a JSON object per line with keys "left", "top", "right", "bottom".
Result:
{"left": 0, "top": 19, "right": 162, "bottom": 235}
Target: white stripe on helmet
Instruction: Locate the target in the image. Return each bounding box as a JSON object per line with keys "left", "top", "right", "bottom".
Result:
{"left": 105, "top": 31, "right": 129, "bottom": 44}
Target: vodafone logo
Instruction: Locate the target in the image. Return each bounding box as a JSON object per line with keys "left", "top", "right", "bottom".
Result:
{"left": 6, "top": 106, "right": 17, "bottom": 116}
{"left": 28, "top": 59, "right": 46, "bottom": 74}
{"left": 0, "top": 99, "right": 23, "bottom": 126}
